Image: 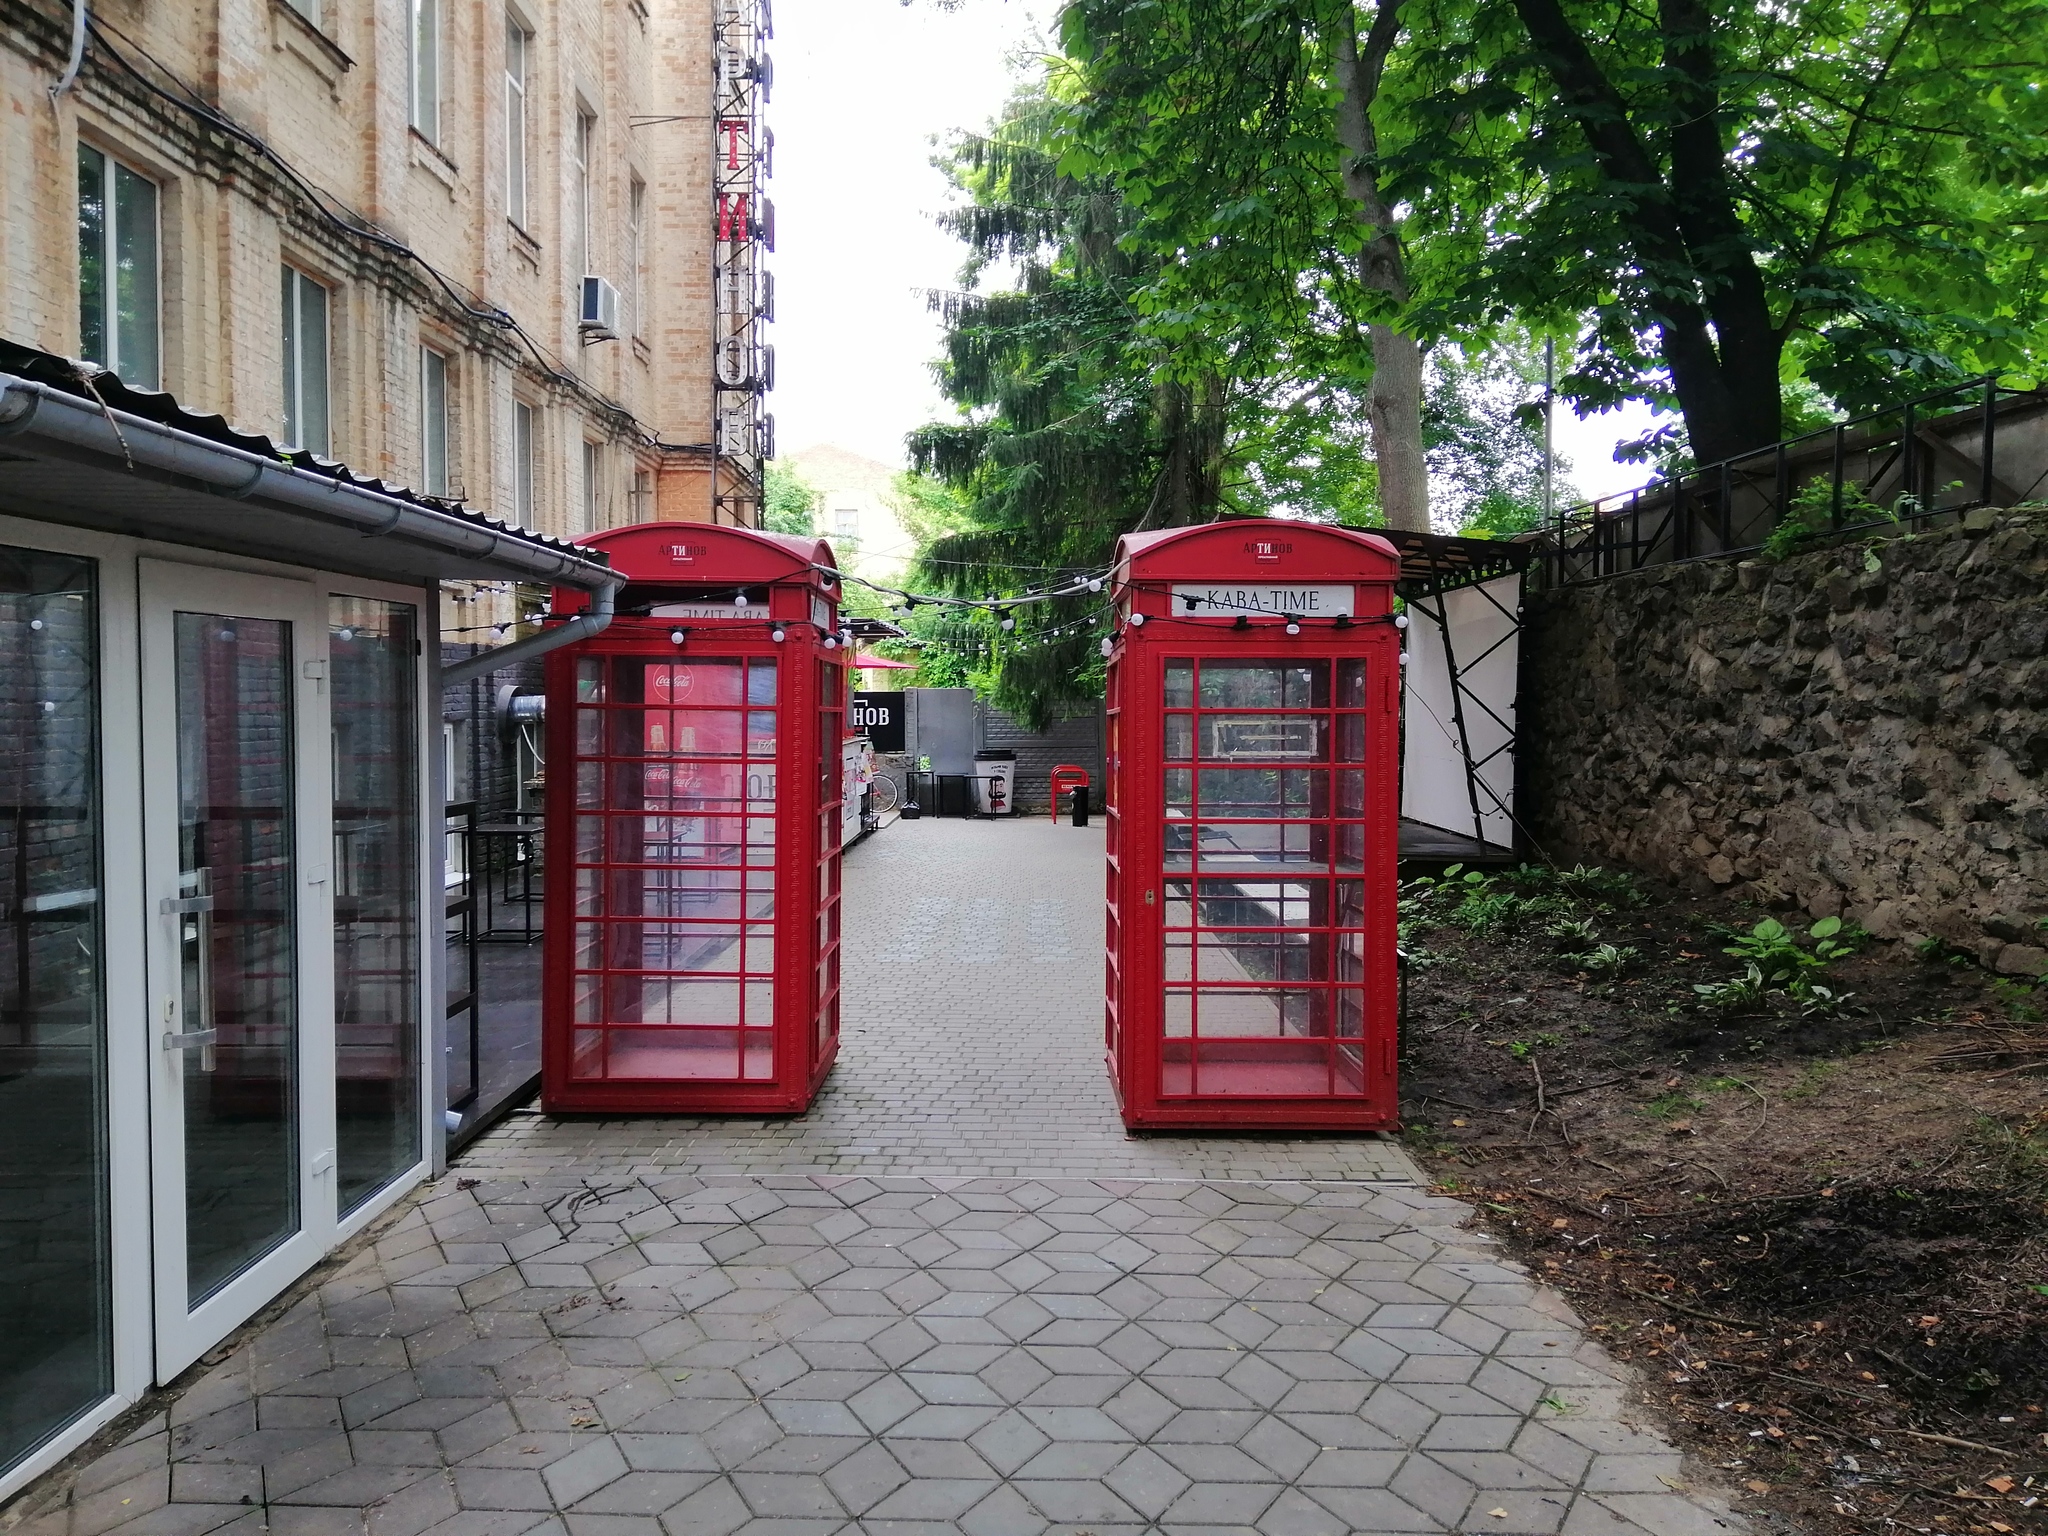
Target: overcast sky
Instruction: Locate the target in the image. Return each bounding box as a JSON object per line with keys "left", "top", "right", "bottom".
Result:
{"left": 764, "top": 0, "right": 1660, "bottom": 504}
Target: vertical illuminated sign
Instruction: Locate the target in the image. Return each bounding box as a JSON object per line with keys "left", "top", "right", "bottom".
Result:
{"left": 713, "top": 1, "right": 772, "bottom": 524}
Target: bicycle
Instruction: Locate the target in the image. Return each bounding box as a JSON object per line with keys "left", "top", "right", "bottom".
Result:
{"left": 867, "top": 773, "right": 901, "bottom": 816}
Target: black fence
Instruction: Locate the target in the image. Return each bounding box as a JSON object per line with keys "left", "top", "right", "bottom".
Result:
{"left": 1534, "top": 378, "right": 2048, "bottom": 587}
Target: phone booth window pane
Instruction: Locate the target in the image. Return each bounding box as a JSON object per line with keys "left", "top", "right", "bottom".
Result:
{"left": 1164, "top": 662, "right": 1194, "bottom": 707}
{"left": 1198, "top": 660, "right": 1328, "bottom": 709}
{"left": 1164, "top": 714, "right": 1192, "bottom": 760}
{"left": 1337, "top": 714, "right": 1366, "bottom": 763}
{"left": 1338, "top": 658, "right": 1367, "bottom": 707}
{"left": 576, "top": 658, "right": 605, "bottom": 701}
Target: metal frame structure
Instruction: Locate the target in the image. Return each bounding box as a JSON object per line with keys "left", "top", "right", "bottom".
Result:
{"left": 711, "top": 0, "right": 774, "bottom": 529}
{"left": 1370, "top": 531, "right": 1532, "bottom": 863}
{"left": 540, "top": 524, "right": 843, "bottom": 1114}
{"left": 1538, "top": 378, "right": 2048, "bottom": 587}
{"left": 1103, "top": 520, "right": 1403, "bottom": 1132}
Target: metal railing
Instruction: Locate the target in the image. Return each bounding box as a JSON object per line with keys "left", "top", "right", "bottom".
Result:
{"left": 1533, "top": 378, "right": 2048, "bottom": 587}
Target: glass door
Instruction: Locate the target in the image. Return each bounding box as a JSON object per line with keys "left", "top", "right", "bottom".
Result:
{"left": 139, "top": 563, "right": 332, "bottom": 1379}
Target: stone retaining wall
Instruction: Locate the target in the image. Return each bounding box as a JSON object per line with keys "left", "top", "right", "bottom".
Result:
{"left": 1522, "top": 506, "right": 2048, "bottom": 974}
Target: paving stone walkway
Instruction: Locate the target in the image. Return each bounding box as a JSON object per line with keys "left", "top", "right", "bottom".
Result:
{"left": 461, "top": 821, "right": 1412, "bottom": 1183}
{"left": 8, "top": 821, "right": 1746, "bottom": 1536}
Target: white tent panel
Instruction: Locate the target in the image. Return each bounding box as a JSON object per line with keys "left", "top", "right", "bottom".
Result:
{"left": 1401, "top": 574, "right": 1520, "bottom": 850}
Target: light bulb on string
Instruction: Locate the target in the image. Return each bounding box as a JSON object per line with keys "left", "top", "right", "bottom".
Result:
{"left": 1394, "top": 613, "right": 1409, "bottom": 629}
{"left": 733, "top": 590, "right": 749, "bottom": 608}
{"left": 1087, "top": 577, "right": 1102, "bottom": 592}
{"left": 670, "top": 629, "right": 687, "bottom": 646}
{"left": 771, "top": 626, "right": 786, "bottom": 643}
{"left": 1285, "top": 617, "right": 1302, "bottom": 635}
{"left": 1099, "top": 637, "right": 1114, "bottom": 658}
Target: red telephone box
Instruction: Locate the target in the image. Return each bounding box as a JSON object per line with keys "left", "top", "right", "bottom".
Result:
{"left": 1103, "top": 520, "right": 1402, "bottom": 1131}
{"left": 541, "top": 523, "right": 846, "bottom": 1114}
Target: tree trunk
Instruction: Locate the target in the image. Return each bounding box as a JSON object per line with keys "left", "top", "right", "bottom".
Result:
{"left": 1367, "top": 324, "right": 1429, "bottom": 530}
{"left": 1509, "top": 0, "right": 1787, "bottom": 467}
{"left": 1331, "top": 2, "right": 1430, "bottom": 533}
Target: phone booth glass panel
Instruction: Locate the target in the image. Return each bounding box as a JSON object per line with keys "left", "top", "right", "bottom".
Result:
{"left": 1105, "top": 521, "right": 1400, "bottom": 1131}
{"left": 543, "top": 525, "right": 842, "bottom": 1114}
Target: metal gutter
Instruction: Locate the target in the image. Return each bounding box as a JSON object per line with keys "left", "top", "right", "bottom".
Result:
{"left": 0, "top": 370, "right": 621, "bottom": 674}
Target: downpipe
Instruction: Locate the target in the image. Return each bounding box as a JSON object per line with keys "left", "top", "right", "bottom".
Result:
{"left": 442, "top": 581, "right": 619, "bottom": 687}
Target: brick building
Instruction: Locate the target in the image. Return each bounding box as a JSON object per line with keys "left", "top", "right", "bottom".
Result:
{"left": 0, "top": 0, "right": 769, "bottom": 536}
{"left": 0, "top": 0, "right": 775, "bottom": 1504}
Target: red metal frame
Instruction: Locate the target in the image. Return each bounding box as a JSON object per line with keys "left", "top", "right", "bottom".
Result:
{"left": 541, "top": 524, "right": 843, "bottom": 1114}
{"left": 1104, "top": 520, "right": 1402, "bottom": 1131}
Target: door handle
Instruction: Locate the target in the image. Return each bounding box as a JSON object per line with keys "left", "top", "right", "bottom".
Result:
{"left": 162, "top": 1026, "right": 219, "bottom": 1071}
{"left": 169, "top": 867, "right": 217, "bottom": 1070}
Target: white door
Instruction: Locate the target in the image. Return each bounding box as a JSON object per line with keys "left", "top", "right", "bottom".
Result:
{"left": 140, "top": 562, "right": 335, "bottom": 1378}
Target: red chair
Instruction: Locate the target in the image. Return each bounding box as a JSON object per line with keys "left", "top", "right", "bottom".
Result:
{"left": 1049, "top": 764, "right": 1091, "bottom": 821}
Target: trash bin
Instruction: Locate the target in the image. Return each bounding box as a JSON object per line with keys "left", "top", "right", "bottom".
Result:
{"left": 972, "top": 751, "right": 1017, "bottom": 816}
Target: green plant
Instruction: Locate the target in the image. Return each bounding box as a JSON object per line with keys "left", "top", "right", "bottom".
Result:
{"left": 1990, "top": 978, "right": 2044, "bottom": 1023}
{"left": 1643, "top": 1090, "right": 1704, "bottom": 1120}
{"left": 1762, "top": 480, "right": 1894, "bottom": 561}
{"left": 1574, "top": 942, "right": 1638, "bottom": 978}
{"left": 1914, "top": 935, "right": 1975, "bottom": 968}
{"left": 1545, "top": 916, "right": 1600, "bottom": 945}
{"left": 1694, "top": 962, "right": 1769, "bottom": 1013}
{"left": 1715, "top": 915, "right": 1858, "bottom": 1000}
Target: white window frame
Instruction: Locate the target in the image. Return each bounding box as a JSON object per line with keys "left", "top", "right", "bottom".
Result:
{"left": 572, "top": 109, "right": 596, "bottom": 284}
{"left": 280, "top": 265, "right": 331, "bottom": 458}
{"left": 627, "top": 177, "right": 646, "bottom": 338}
{"left": 504, "top": 16, "right": 530, "bottom": 230}
{"left": 512, "top": 400, "right": 536, "bottom": 526}
{"left": 284, "top": 0, "right": 322, "bottom": 28}
{"left": 76, "top": 144, "right": 162, "bottom": 391}
{"left": 410, "top": 0, "right": 440, "bottom": 141}
{"left": 420, "top": 346, "right": 449, "bottom": 497}
{"left": 582, "top": 440, "right": 603, "bottom": 532}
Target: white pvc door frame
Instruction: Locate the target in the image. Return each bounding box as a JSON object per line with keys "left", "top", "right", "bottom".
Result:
{"left": 139, "top": 560, "right": 336, "bottom": 1380}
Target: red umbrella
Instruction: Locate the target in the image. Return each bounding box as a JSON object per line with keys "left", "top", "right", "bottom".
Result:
{"left": 851, "top": 651, "right": 915, "bottom": 670}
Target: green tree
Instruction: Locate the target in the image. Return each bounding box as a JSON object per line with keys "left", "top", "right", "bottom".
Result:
{"left": 762, "top": 461, "right": 819, "bottom": 537}
{"left": 908, "top": 89, "right": 1232, "bottom": 729}
{"left": 1058, "top": 0, "right": 2048, "bottom": 471}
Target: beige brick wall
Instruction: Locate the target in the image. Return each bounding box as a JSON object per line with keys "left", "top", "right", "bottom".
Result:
{"left": 0, "top": 0, "right": 735, "bottom": 537}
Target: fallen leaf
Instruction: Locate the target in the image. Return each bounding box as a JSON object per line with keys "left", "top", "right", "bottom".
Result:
{"left": 1488, "top": 1509, "right": 1510, "bottom": 1520}
{"left": 1988, "top": 1476, "right": 2016, "bottom": 1494}
{"left": 1860, "top": 1371, "right": 1878, "bottom": 1382}
{"left": 1745, "top": 1481, "right": 1772, "bottom": 1494}
{"left": 1551, "top": 1218, "right": 1570, "bottom": 1229}
{"left": 1990, "top": 1523, "right": 2014, "bottom": 1533}
{"left": 1451, "top": 1118, "right": 1468, "bottom": 1127}
{"left": 1920, "top": 1315, "right": 1943, "bottom": 1329}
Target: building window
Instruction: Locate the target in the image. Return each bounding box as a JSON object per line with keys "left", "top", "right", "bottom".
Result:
{"left": 76, "top": 145, "right": 161, "bottom": 390}
{"left": 284, "top": 0, "right": 322, "bottom": 26}
{"left": 582, "top": 441, "right": 603, "bottom": 531}
{"left": 504, "top": 16, "right": 530, "bottom": 230}
{"left": 420, "top": 347, "right": 449, "bottom": 496}
{"left": 834, "top": 508, "right": 858, "bottom": 538}
{"left": 410, "top": 0, "right": 440, "bottom": 141}
{"left": 329, "top": 596, "right": 421, "bottom": 1215}
{"left": 627, "top": 177, "right": 646, "bottom": 337}
{"left": 572, "top": 110, "right": 596, "bottom": 284}
{"left": 512, "top": 400, "right": 535, "bottom": 526}
{"left": 280, "top": 265, "right": 331, "bottom": 457}
{"left": 0, "top": 546, "right": 111, "bottom": 1487}
{"left": 631, "top": 467, "right": 650, "bottom": 522}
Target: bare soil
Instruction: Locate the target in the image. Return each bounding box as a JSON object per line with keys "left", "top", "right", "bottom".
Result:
{"left": 1397, "top": 869, "right": 2048, "bottom": 1536}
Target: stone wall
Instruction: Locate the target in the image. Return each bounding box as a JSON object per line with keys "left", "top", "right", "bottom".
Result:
{"left": 1522, "top": 506, "right": 2048, "bottom": 975}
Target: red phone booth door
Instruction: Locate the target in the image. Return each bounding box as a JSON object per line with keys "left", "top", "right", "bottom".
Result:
{"left": 1161, "top": 656, "right": 1373, "bottom": 1102}
{"left": 565, "top": 651, "right": 781, "bottom": 1086}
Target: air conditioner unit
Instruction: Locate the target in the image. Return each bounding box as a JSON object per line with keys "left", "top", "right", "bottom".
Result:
{"left": 579, "top": 276, "right": 620, "bottom": 339}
